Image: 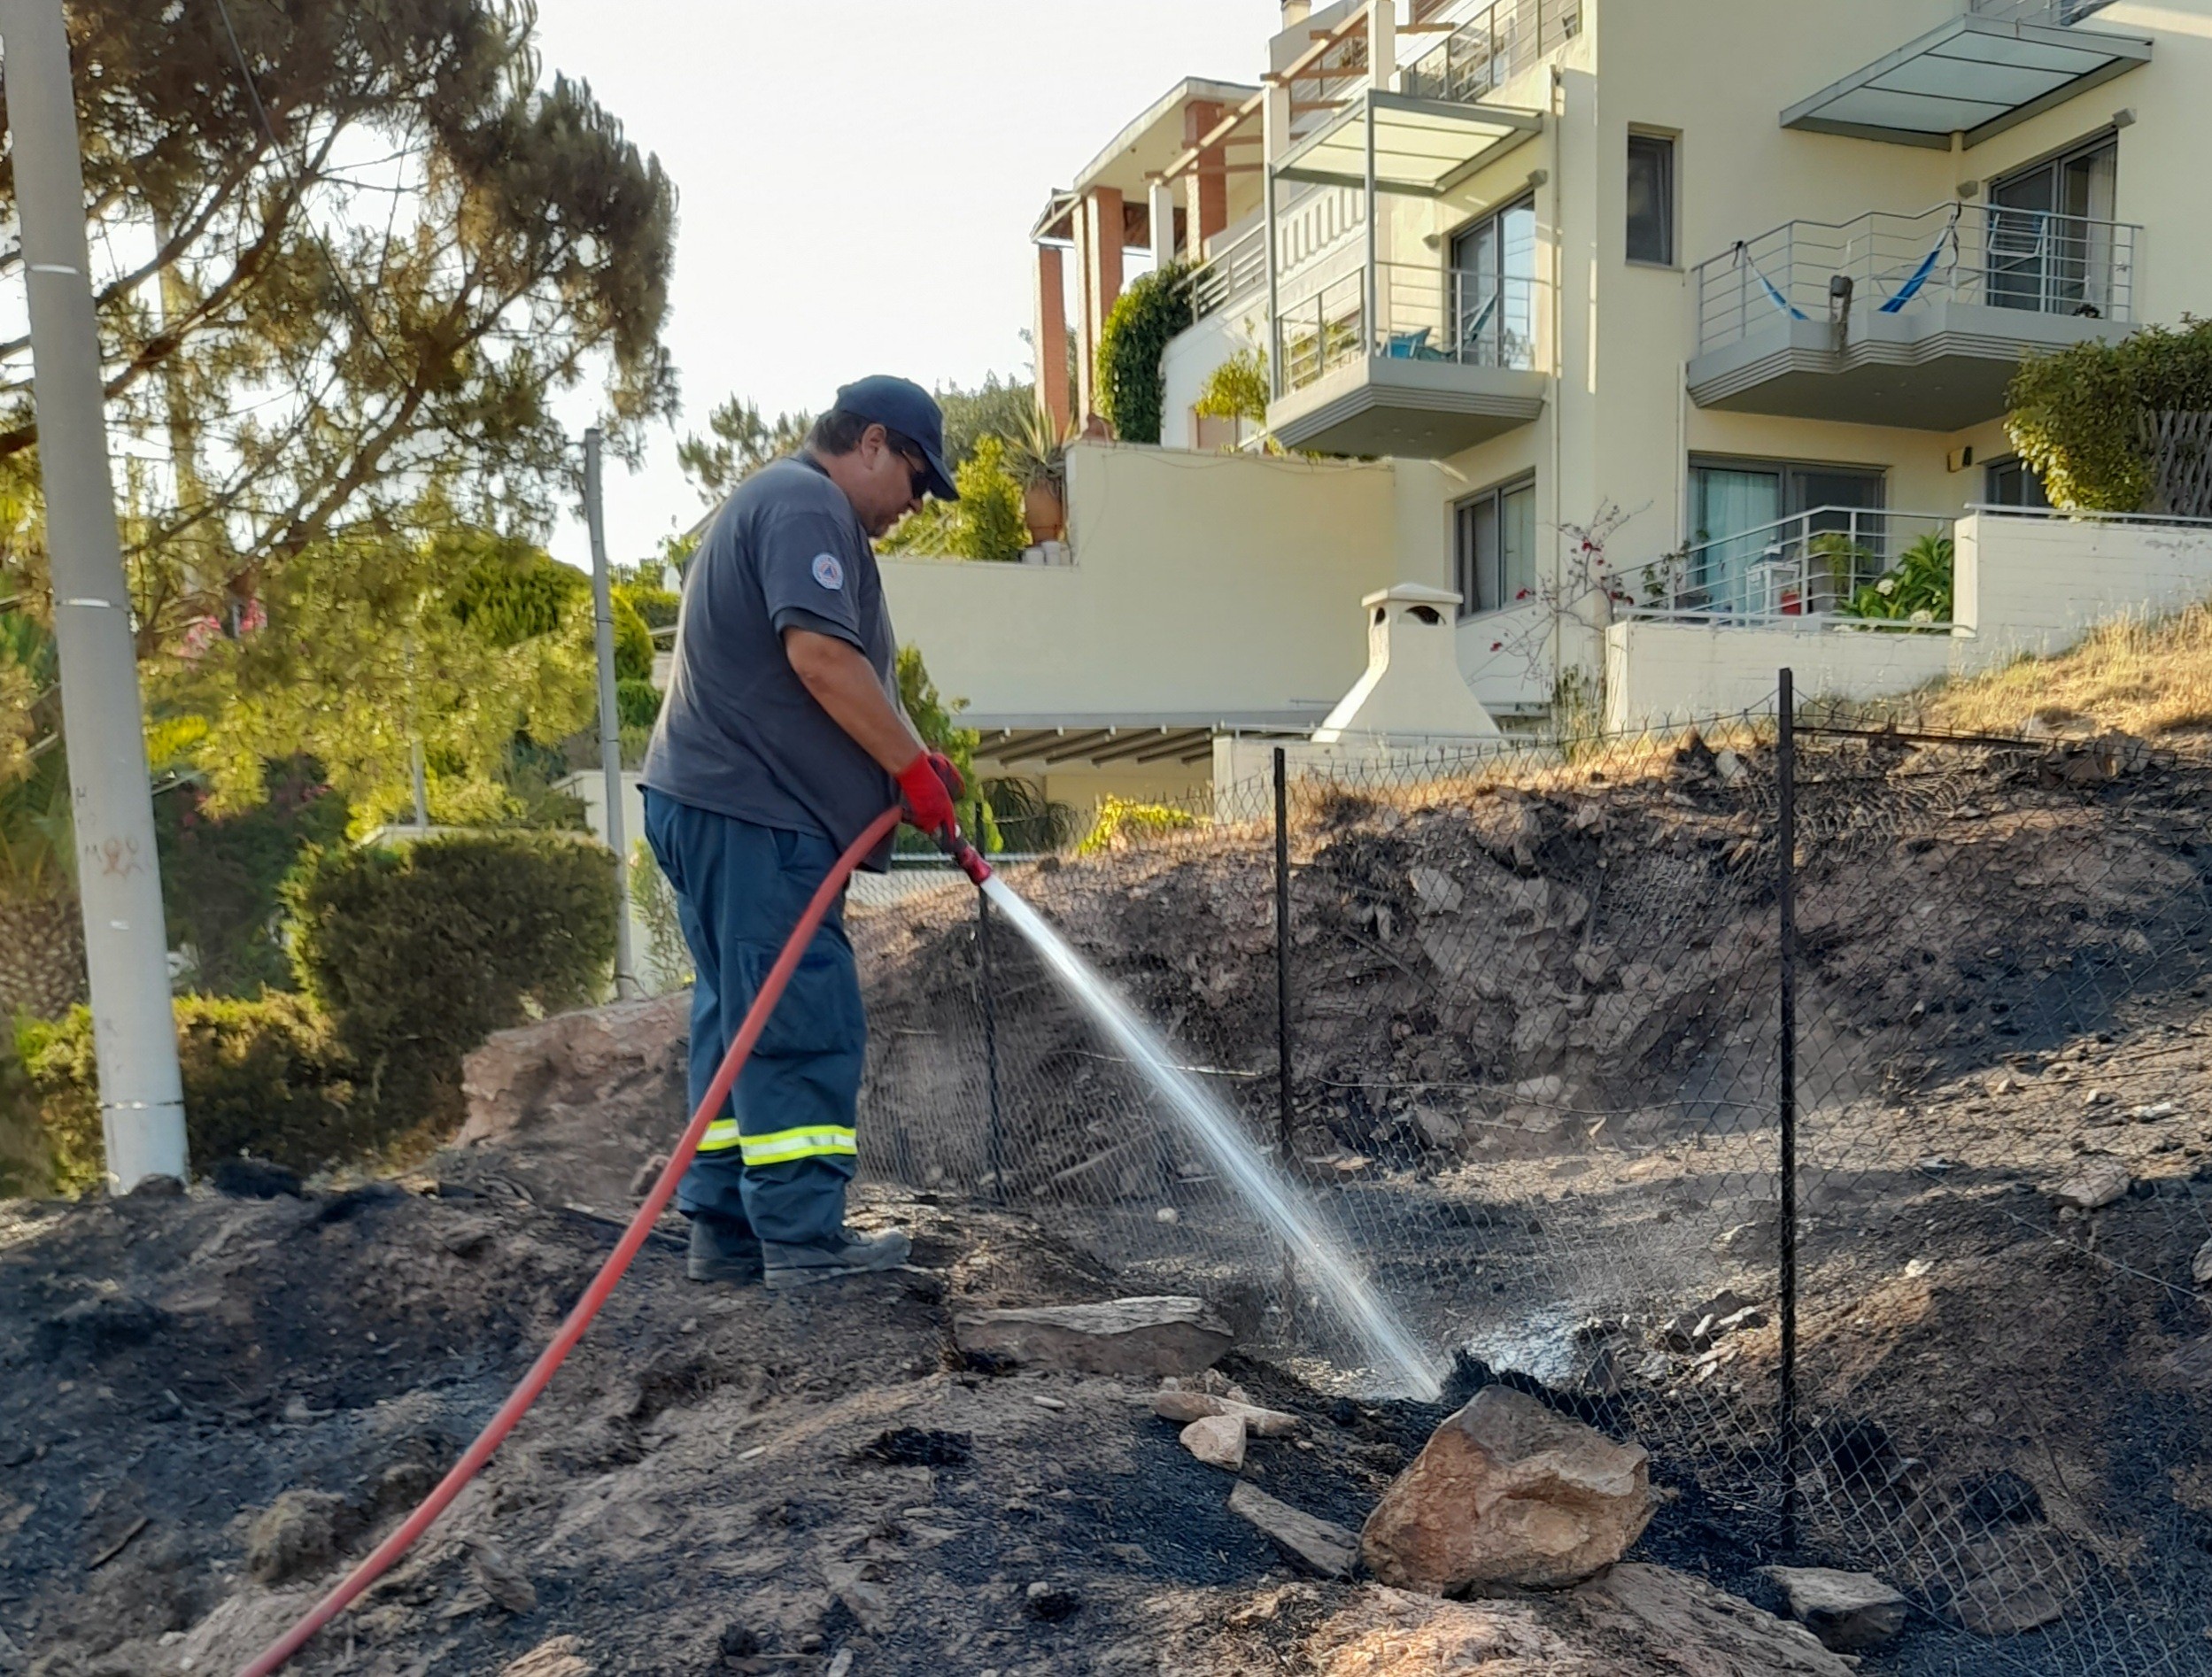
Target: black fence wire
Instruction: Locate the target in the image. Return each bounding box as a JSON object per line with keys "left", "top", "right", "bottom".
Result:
{"left": 846, "top": 676, "right": 2212, "bottom": 1677}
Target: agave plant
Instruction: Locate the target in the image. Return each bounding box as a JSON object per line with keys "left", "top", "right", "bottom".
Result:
{"left": 1003, "top": 398, "right": 1075, "bottom": 496}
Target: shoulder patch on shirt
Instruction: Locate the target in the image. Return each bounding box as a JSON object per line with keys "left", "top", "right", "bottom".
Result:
{"left": 810, "top": 553, "right": 845, "bottom": 591}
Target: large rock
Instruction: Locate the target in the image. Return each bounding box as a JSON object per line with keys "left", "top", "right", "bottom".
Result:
{"left": 1760, "top": 1565, "right": 1908, "bottom": 1650}
{"left": 460, "top": 990, "right": 689, "bottom": 1148}
{"left": 1359, "top": 1385, "right": 1652, "bottom": 1591}
{"left": 1309, "top": 1565, "right": 1853, "bottom": 1676}
{"left": 954, "top": 1296, "right": 1233, "bottom": 1379}
{"left": 2050, "top": 1158, "right": 2130, "bottom": 1210}
{"left": 1228, "top": 1481, "right": 1358, "bottom": 1578}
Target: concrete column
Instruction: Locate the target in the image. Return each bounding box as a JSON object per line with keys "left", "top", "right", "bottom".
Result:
{"left": 1184, "top": 100, "right": 1229, "bottom": 259}
{"left": 1071, "top": 200, "right": 1095, "bottom": 422}
{"left": 1079, "top": 186, "right": 1125, "bottom": 424}
{"left": 1033, "top": 243, "right": 1071, "bottom": 434}
{"left": 2, "top": 0, "right": 187, "bottom": 1189}
{"left": 1369, "top": 0, "right": 1396, "bottom": 94}
{"left": 1149, "top": 179, "right": 1179, "bottom": 272}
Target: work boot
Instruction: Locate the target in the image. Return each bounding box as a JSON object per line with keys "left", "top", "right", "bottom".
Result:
{"left": 686, "top": 1214, "right": 764, "bottom": 1284}
{"left": 762, "top": 1227, "right": 912, "bottom": 1289}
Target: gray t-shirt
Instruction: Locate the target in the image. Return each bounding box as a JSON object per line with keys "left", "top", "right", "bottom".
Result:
{"left": 642, "top": 454, "right": 902, "bottom": 869}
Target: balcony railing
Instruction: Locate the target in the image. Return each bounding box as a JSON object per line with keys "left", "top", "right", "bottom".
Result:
{"left": 1402, "top": 0, "right": 1582, "bottom": 104}
{"left": 1965, "top": 0, "right": 2116, "bottom": 24}
{"left": 1274, "top": 263, "right": 1541, "bottom": 394}
{"left": 1618, "top": 508, "right": 1957, "bottom": 627}
{"left": 1692, "top": 203, "right": 2138, "bottom": 356}
{"left": 1188, "top": 224, "right": 1268, "bottom": 321}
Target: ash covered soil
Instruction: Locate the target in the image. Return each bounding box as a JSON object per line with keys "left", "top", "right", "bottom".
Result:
{"left": 5, "top": 729, "right": 2212, "bottom": 1673}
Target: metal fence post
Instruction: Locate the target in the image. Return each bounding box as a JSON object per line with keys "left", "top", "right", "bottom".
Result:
{"left": 1777, "top": 668, "right": 1801, "bottom": 1554}
{"left": 1275, "top": 746, "right": 1295, "bottom": 1156}
{"left": 978, "top": 888, "right": 1006, "bottom": 1205}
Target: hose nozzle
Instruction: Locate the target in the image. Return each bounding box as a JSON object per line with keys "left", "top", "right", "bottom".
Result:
{"left": 939, "top": 824, "right": 993, "bottom": 885}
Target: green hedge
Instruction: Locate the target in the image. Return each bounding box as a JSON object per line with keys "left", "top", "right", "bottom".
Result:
{"left": 289, "top": 831, "right": 619, "bottom": 1132}
{"left": 1094, "top": 261, "right": 1192, "bottom": 445}
{"left": 19, "top": 996, "right": 360, "bottom": 1195}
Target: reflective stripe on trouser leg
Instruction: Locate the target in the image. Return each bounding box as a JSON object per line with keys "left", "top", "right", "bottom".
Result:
{"left": 698, "top": 1118, "right": 743, "bottom": 1154}
{"left": 736, "top": 1124, "right": 856, "bottom": 1166}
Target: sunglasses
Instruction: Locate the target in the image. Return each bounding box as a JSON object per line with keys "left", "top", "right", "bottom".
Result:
{"left": 892, "top": 445, "right": 931, "bottom": 502}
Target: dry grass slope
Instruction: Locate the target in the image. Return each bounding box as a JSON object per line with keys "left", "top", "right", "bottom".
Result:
{"left": 1918, "top": 598, "right": 2212, "bottom": 739}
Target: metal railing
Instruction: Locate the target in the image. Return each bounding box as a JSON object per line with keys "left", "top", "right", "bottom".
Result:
{"left": 1617, "top": 507, "right": 1957, "bottom": 627}
{"left": 1966, "top": 0, "right": 2116, "bottom": 24}
{"left": 1275, "top": 262, "right": 1543, "bottom": 394}
{"left": 1692, "top": 203, "right": 2139, "bottom": 355}
{"left": 1187, "top": 224, "right": 1268, "bottom": 321}
{"left": 1402, "top": 0, "right": 1582, "bottom": 103}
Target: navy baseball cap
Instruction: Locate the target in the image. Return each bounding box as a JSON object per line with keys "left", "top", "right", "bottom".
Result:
{"left": 833, "top": 375, "right": 960, "bottom": 501}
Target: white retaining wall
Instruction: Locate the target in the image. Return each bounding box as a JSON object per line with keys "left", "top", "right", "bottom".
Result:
{"left": 1605, "top": 511, "right": 2212, "bottom": 730}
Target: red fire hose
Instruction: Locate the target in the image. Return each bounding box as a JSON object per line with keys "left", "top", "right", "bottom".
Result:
{"left": 238, "top": 806, "right": 918, "bottom": 1675}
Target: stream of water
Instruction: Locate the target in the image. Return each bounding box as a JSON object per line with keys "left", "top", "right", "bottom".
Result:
{"left": 979, "top": 875, "right": 1443, "bottom": 1401}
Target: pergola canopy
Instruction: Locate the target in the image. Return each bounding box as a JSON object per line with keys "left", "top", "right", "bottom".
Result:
{"left": 1273, "top": 89, "right": 1542, "bottom": 197}
{"left": 1780, "top": 13, "right": 2151, "bottom": 149}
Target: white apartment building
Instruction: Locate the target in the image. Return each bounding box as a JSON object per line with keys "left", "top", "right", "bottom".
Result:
{"left": 882, "top": 0, "right": 2212, "bottom": 807}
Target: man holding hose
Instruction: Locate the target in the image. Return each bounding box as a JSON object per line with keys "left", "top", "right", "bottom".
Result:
{"left": 642, "top": 375, "right": 965, "bottom": 1289}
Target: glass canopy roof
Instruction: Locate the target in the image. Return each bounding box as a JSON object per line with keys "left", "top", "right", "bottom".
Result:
{"left": 1273, "top": 89, "right": 1542, "bottom": 197}
{"left": 1781, "top": 12, "right": 2151, "bottom": 148}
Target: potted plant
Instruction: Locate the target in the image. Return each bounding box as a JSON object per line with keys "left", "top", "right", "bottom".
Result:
{"left": 1006, "top": 399, "right": 1074, "bottom": 545}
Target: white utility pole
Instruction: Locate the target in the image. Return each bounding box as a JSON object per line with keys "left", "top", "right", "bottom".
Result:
{"left": 3, "top": 0, "right": 188, "bottom": 1187}
{"left": 584, "top": 429, "right": 637, "bottom": 1000}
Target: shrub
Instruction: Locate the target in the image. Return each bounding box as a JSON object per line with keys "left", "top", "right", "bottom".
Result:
{"left": 612, "top": 591, "right": 655, "bottom": 682}
{"left": 1076, "top": 797, "right": 1199, "bottom": 857}
{"left": 288, "top": 831, "right": 619, "bottom": 1130}
{"left": 154, "top": 761, "right": 350, "bottom": 998}
{"left": 616, "top": 676, "right": 662, "bottom": 730}
{"left": 1194, "top": 345, "right": 1271, "bottom": 443}
{"left": 2007, "top": 317, "right": 2212, "bottom": 511}
{"left": 1842, "top": 533, "right": 1953, "bottom": 624}
{"left": 951, "top": 436, "right": 1029, "bottom": 562}
{"left": 18, "top": 996, "right": 360, "bottom": 1195}
{"left": 442, "top": 536, "right": 587, "bottom": 647}
{"left": 893, "top": 646, "right": 986, "bottom": 855}
{"left": 1095, "top": 261, "right": 1193, "bottom": 444}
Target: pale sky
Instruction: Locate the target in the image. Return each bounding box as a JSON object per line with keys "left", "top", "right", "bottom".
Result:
{"left": 529, "top": 0, "right": 1282, "bottom": 572}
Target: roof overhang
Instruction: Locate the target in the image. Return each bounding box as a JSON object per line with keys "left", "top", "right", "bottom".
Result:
{"left": 1781, "top": 14, "right": 2152, "bottom": 149}
{"left": 1274, "top": 89, "right": 1543, "bottom": 197}
{"left": 1075, "top": 75, "right": 1261, "bottom": 199}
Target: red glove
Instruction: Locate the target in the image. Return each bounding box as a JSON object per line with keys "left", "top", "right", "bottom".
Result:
{"left": 896, "top": 750, "right": 961, "bottom": 839}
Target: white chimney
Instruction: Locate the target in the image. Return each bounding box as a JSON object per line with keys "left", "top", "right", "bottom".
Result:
{"left": 1312, "top": 583, "right": 1503, "bottom": 743}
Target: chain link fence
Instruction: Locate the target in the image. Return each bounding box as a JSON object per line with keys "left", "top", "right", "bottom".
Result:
{"left": 846, "top": 680, "right": 2212, "bottom": 1675}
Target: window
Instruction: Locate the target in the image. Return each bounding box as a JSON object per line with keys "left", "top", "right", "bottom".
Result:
{"left": 1447, "top": 196, "right": 1538, "bottom": 368}
{"left": 1687, "top": 458, "right": 1886, "bottom": 614}
{"left": 1453, "top": 476, "right": 1538, "bottom": 616}
{"left": 1985, "top": 455, "right": 2051, "bottom": 509}
{"left": 1989, "top": 135, "right": 2118, "bottom": 315}
{"left": 1626, "top": 133, "right": 1675, "bottom": 266}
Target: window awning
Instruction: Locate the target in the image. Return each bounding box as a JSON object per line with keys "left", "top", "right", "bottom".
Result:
{"left": 1781, "top": 13, "right": 2151, "bottom": 149}
{"left": 1273, "top": 89, "right": 1542, "bottom": 197}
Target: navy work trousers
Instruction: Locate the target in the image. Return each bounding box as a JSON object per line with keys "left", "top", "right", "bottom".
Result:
{"left": 642, "top": 791, "right": 863, "bottom": 1248}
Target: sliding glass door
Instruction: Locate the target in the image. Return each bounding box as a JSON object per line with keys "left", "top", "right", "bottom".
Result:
{"left": 1690, "top": 460, "right": 1885, "bottom": 614}
{"left": 1989, "top": 136, "right": 2117, "bottom": 316}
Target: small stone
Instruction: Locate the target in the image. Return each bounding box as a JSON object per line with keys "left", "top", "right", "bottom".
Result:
{"left": 1227, "top": 1480, "right": 1357, "bottom": 1578}
{"left": 2193, "top": 1238, "right": 2212, "bottom": 1287}
{"left": 245, "top": 1489, "right": 344, "bottom": 1584}
{"left": 1760, "top": 1566, "right": 1908, "bottom": 1651}
{"left": 953, "top": 1297, "right": 1233, "bottom": 1379}
{"left": 499, "top": 1637, "right": 592, "bottom": 1677}
{"left": 822, "top": 1559, "right": 891, "bottom": 1634}
{"left": 1023, "top": 1580, "right": 1082, "bottom": 1622}
{"left": 824, "top": 1652, "right": 854, "bottom": 1677}
{"left": 2084, "top": 1088, "right": 2115, "bottom": 1108}
{"left": 1153, "top": 1389, "right": 1299, "bottom": 1437}
{"left": 1154, "top": 1206, "right": 1179, "bottom": 1225}
{"left": 468, "top": 1537, "right": 538, "bottom": 1614}
{"left": 628, "top": 1154, "right": 670, "bottom": 1198}
{"left": 1903, "top": 1257, "right": 1933, "bottom": 1279}
{"left": 1180, "top": 1413, "right": 1248, "bottom": 1471}
{"left": 2051, "top": 1159, "right": 2130, "bottom": 1210}
{"left": 2131, "top": 1101, "right": 2179, "bottom": 1122}
{"left": 1408, "top": 866, "right": 1465, "bottom": 916}
{"left": 1032, "top": 1395, "right": 1067, "bottom": 1410}
{"left": 1411, "top": 1107, "right": 1463, "bottom": 1149}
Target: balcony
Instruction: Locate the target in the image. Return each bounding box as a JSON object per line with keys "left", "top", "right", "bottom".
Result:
{"left": 1685, "top": 203, "right": 2137, "bottom": 429}
{"left": 1269, "top": 261, "right": 1547, "bottom": 456}
{"left": 1782, "top": 0, "right": 2150, "bottom": 149}
{"left": 1400, "top": 0, "right": 1582, "bottom": 104}
{"left": 1619, "top": 506, "right": 1958, "bottom": 627}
